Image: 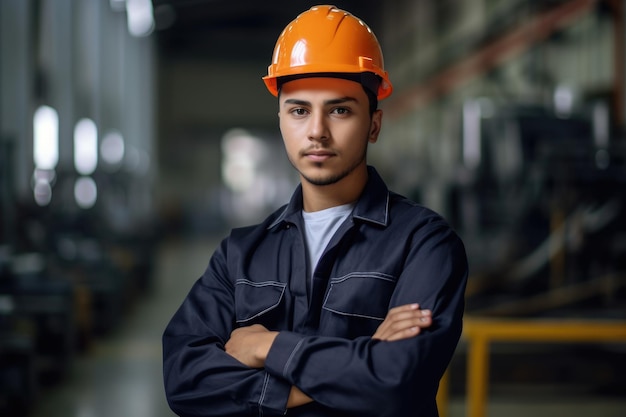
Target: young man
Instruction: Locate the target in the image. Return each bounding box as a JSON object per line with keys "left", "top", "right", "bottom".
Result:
{"left": 163, "top": 5, "right": 468, "bottom": 417}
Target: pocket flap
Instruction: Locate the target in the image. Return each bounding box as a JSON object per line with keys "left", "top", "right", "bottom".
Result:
{"left": 235, "top": 279, "right": 286, "bottom": 323}
{"left": 322, "top": 273, "right": 396, "bottom": 321}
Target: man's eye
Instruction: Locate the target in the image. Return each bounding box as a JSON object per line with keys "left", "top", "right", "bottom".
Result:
{"left": 332, "top": 107, "right": 350, "bottom": 115}
{"left": 291, "top": 108, "right": 308, "bottom": 116}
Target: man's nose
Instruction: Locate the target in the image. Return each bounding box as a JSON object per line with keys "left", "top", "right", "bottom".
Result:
{"left": 307, "top": 112, "right": 329, "bottom": 142}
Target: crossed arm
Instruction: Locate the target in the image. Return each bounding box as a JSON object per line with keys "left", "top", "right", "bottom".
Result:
{"left": 224, "top": 303, "right": 433, "bottom": 408}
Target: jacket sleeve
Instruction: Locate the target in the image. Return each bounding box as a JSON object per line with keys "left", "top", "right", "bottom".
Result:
{"left": 162, "top": 238, "right": 292, "bottom": 417}
{"left": 264, "top": 222, "right": 468, "bottom": 417}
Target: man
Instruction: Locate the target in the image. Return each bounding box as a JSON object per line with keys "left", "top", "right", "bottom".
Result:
{"left": 163, "top": 5, "right": 468, "bottom": 417}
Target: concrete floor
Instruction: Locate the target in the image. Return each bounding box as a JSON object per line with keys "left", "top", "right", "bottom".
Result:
{"left": 27, "top": 237, "right": 626, "bottom": 417}
{"left": 28, "top": 237, "right": 213, "bottom": 417}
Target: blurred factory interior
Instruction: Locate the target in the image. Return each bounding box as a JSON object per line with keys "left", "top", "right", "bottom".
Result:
{"left": 1, "top": 0, "right": 626, "bottom": 416}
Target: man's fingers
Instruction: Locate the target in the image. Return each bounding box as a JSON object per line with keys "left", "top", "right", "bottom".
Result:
{"left": 383, "top": 325, "right": 421, "bottom": 341}
{"left": 383, "top": 314, "right": 432, "bottom": 334}
{"left": 388, "top": 309, "right": 431, "bottom": 324}
{"left": 387, "top": 303, "right": 421, "bottom": 315}
{"left": 373, "top": 304, "right": 433, "bottom": 341}
{"left": 385, "top": 306, "right": 431, "bottom": 327}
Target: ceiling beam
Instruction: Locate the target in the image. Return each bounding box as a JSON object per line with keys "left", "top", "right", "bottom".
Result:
{"left": 385, "top": 0, "right": 599, "bottom": 119}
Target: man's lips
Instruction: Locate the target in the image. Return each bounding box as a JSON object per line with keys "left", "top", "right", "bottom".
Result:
{"left": 303, "top": 149, "right": 335, "bottom": 162}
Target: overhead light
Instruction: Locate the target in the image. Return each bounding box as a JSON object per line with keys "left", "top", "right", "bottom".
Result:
{"left": 101, "top": 130, "right": 125, "bottom": 167}
{"left": 74, "top": 118, "right": 98, "bottom": 176}
{"left": 126, "top": 0, "right": 154, "bottom": 37}
{"left": 33, "top": 105, "right": 59, "bottom": 170}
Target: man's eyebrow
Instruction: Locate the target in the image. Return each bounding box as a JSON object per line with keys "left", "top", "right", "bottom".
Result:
{"left": 282, "top": 96, "right": 358, "bottom": 107}
{"left": 283, "top": 98, "right": 310, "bottom": 107}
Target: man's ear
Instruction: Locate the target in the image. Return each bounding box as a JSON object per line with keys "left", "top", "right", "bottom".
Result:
{"left": 369, "top": 109, "right": 383, "bottom": 143}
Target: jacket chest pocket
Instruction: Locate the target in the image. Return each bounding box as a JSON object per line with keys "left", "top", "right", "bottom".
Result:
{"left": 321, "top": 272, "right": 397, "bottom": 335}
{"left": 234, "top": 279, "right": 286, "bottom": 324}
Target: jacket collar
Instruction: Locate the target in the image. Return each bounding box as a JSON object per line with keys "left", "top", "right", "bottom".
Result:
{"left": 268, "top": 166, "right": 390, "bottom": 229}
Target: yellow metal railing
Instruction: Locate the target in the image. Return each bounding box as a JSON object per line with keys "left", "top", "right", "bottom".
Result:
{"left": 438, "top": 316, "right": 626, "bottom": 417}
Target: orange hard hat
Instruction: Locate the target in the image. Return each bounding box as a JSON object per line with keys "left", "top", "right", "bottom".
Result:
{"left": 263, "top": 5, "right": 393, "bottom": 100}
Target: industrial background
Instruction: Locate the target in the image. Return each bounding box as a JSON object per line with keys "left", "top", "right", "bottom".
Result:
{"left": 1, "top": 0, "right": 625, "bottom": 416}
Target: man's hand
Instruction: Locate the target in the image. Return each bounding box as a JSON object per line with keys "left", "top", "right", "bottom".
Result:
{"left": 225, "top": 325, "right": 313, "bottom": 408}
{"left": 225, "top": 324, "right": 278, "bottom": 368}
{"left": 373, "top": 303, "right": 432, "bottom": 341}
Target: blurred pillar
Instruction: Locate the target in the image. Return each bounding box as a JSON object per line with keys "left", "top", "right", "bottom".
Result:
{"left": 121, "top": 29, "right": 156, "bottom": 223}
{"left": 74, "top": 1, "right": 101, "bottom": 123}
{"left": 99, "top": 5, "right": 127, "bottom": 144}
{"left": 41, "top": 0, "right": 75, "bottom": 171}
{"left": 0, "top": 0, "right": 35, "bottom": 202}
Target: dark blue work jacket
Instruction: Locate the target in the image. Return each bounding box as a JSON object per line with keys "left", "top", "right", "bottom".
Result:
{"left": 163, "top": 167, "right": 468, "bottom": 417}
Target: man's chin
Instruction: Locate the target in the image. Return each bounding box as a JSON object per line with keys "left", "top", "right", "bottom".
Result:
{"left": 301, "top": 174, "right": 340, "bottom": 187}
{"left": 298, "top": 166, "right": 344, "bottom": 186}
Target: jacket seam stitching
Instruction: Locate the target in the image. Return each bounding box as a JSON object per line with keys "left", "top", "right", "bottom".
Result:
{"left": 258, "top": 372, "right": 270, "bottom": 417}
{"left": 282, "top": 338, "right": 304, "bottom": 378}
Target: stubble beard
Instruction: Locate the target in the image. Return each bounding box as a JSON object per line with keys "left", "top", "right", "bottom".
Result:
{"left": 291, "top": 145, "right": 368, "bottom": 187}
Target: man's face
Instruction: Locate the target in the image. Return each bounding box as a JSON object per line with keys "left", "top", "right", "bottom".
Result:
{"left": 278, "top": 77, "right": 382, "bottom": 187}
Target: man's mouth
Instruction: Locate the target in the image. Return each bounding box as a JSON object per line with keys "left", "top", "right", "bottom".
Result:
{"left": 303, "top": 150, "right": 335, "bottom": 162}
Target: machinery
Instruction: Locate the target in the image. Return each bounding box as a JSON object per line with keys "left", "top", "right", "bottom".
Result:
{"left": 451, "top": 101, "right": 626, "bottom": 317}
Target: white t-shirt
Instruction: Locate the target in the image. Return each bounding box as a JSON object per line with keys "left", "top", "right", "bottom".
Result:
{"left": 302, "top": 203, "right": 354, "bottom": 281}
